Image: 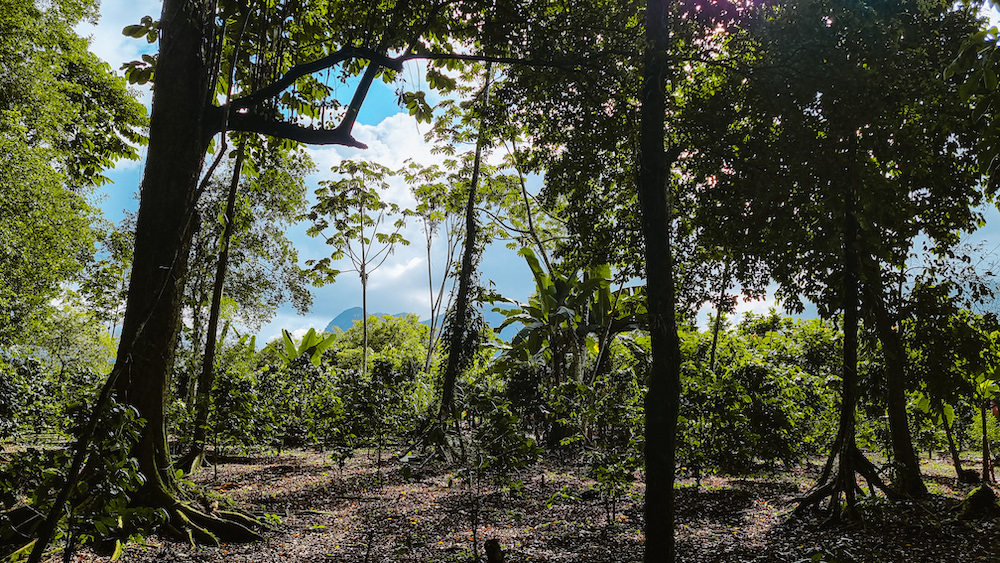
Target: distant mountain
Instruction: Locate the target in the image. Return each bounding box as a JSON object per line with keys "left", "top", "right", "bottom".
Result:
{"left": 324, "top": 307, "right": 511, "bottom": 335}
{"left": 324, "top": 307, "right": 405, "bottom": 332}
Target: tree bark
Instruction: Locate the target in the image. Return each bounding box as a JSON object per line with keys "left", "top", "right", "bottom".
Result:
{"left": 113, "top": 0, "right": 215, "bottom": 495}
{"left": 437, "top": 67, "right": 491, "bottom": 425}
{"left": 837, "top": 197, "right": 861, "bottom": 520}
{"left": 106, "top": 0, "right": 261, "bottom": 545}
{"left": 638, "top": 0, "right": 681, "bottom": 559}
{"left": 939, "top": 400, "right": 968, "bottom": 481}
{"left": 436, "top": 144, "right": 481, "bottom": 423}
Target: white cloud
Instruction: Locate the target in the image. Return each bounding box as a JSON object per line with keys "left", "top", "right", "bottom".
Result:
{"left": 370, "top": 256, "right": 423, "bottom": 288}
{"left": 258, "top": 314, "right": 326, "bottom": 346}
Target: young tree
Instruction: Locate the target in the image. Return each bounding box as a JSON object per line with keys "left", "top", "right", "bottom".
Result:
{"left": 404, "top": 162, "right": 464, "bottom": 374}
{"left": 178, "top": 139, "right": 314, "bottom": 472}
{"left": 306, "top": 160, "right": 409, "bottom": 378}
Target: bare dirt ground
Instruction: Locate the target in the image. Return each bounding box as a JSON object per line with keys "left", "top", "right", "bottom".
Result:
{"left": 63, "top": 450, "right": 1000, "bottom": 562}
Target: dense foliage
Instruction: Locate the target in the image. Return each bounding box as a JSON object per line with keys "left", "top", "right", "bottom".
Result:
{"left": 8, "top": 0, "right": 1000, "bottom": 560}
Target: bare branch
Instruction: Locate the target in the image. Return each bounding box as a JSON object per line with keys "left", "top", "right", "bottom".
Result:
{"left": 222, "top": 110, "right": 367, "bottom": 148}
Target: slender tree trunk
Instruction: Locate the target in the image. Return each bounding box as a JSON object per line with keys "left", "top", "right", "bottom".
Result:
{"left": 424, "top": 230, "right": 437, "bottom": 374}
{"left": 708, "top": 261, "right": 730, "bottom": 371}
{"left": 362, "top": 264, "right": 369, "bottom": 378}
{"left": 837, "top": 197, "right": 861, "bottom": 520}
{"left": 939, "top": 400, "right": 966, "bottom": 480}
{"left": 437, "top": 153, "right": 481, "bottom": 422}
{"left": 983, "top": 402, "right": 993, "bottom": 483}
{"left": 638, "top": 0, "right": 681, "bottom": 558}
{"left": 181, "top": 139, "right": 247, "bottom": 473}
{"left": 859, "top": 255, "right": 925, "bottom": 496}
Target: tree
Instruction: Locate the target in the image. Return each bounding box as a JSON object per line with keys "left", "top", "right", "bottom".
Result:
{"left": 306, "top": 160, "right": 409, "bottom": 378}
{"left": 637, "top": 0, "right": 681, "bottom": 556}
{"left": 178, "top": 139, "right": 314, "bottom": 473}
{"left": 405, "top": 162, "right": 464, "bottom": 374}
{"left": 434, "top": 66, "right": 492, "bottom": 434}
{"left": 25, "top": 0, "right": 472, "bottom": 553}
{"left": 0, "top": 0, "right": 146, "bottom": 342}
{"left": 683, "top": 0, "right": 984, "bottom": 508}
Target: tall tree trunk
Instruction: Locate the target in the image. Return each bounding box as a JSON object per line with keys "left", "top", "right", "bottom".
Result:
{"left": 794, "top": 188, "right": 901, "bottom": 519}
{"left": 107, "top": 0, "right": 260, "bottom": 544}
{"left": 180, "top": 139, "right": 247, "bottom": 473}
{"left": 857, "top": 249, "right": 926, "bottom": 497}
{"left": 437, "top": 147, "right": 482, "bottom": 423}
{"left": 837, "top": 198, "right": 861, "bottom": 520}
{"left": 437, "top": 67, "right": 491, "bottom": 425}
{"left": 865, "top": 284, "right": 926, "bottom": 496}
{"left": 362, "top": 263, "right": 369, "bottom": 378}
{"left": 638, "top": 0, "right": 681, "bottom": 559}
{"left": 113, "top": 0, "right": 215, "bottom": 499}
{"left": 983, "top": 401, "right": 993, "bottom": 483}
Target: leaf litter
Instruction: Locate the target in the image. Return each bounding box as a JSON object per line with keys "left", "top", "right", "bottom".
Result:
{"left": 62, "top": 451, "right": 1000, "bottom": 562}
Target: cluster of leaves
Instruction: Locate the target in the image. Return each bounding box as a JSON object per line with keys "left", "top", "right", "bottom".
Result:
{"left": 1, "top": 399, "right": 160, "bottom": 560}
{"left": 677, "top": 313, "right": 840, "bottom": 475}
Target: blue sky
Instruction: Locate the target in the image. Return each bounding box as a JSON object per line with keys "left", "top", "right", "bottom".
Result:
{"left": 78, "top": 1, "right": 1000, "bottom": 344}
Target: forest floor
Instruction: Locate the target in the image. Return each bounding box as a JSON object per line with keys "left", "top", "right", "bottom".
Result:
{"left": 66, "top": 448, "right": 1000, "bottom": 563}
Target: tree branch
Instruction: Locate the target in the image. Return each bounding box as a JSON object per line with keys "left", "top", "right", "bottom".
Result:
{"left": 221, "top": 110, "right": 368, "bottom": 148}
{"left": 228, "top": 46, "right": 404, "bottom": 111}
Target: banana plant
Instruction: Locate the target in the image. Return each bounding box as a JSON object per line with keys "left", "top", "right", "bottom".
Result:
{"left": 493, "top": 248, "right": 646, "bottom": 385}
{"left": 278, "top": 327, "right": 337, "bottom": 366}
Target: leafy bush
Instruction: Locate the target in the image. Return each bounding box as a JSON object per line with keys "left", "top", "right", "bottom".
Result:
{"left": 1, "top": 398, "right": 161, "bottom": 556}
{"left": 678, "top": 316, "right": 839, "bottom": 474}
{"left": 467, "top": 386, "right": 541, "bottom": 484}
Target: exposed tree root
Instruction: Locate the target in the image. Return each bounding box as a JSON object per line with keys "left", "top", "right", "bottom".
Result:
{"left": 955, "top": 485, "right": 1000, "bottom": 520}
{"left": 174, "top": 447, "right": 206, "bottom": 476}
{"left": 1, "top": 482, "right": 263, "bottom": 561}
{"left": 148, "top": 483, "right": 264, "bottom": 546}
{"left": 794, "top": 441, "right": 902, "bottom": 522}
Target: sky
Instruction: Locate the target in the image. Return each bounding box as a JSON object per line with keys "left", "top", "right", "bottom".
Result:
{"left": 76, "top": 1, "right": 1000, "bottom": 345}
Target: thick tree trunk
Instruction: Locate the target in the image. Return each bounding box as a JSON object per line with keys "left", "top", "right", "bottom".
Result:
{"left": 108, "top": 0, "right": 261, "bottom": 544}
{"left": 638, "top": 0, "right": 681, "bottom": 559}
{"left": 113, "top": 0, "right": 214, "bottom": 494}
